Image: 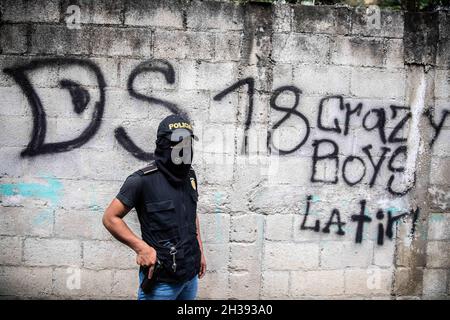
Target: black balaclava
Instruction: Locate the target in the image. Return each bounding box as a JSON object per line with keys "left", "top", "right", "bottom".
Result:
{"left": 153, "top": 114, "right": 197, "bottom": 185}
{"left": 154, "top": 135, "right": 193, "bottom": 184}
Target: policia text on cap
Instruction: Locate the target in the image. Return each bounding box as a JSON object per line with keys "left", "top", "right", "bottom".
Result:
{"left": 102, "top": 115, "right": 206, "bottom": 300}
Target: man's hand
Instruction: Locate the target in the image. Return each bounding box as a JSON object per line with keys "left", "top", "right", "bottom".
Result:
{"left": 198, "top": 252, "right": 207, "bottom": 279}
{"left": 136, "top": 243, "right": 157, "bottom": 278}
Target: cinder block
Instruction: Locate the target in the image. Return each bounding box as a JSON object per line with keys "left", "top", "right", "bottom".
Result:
{"left": 0, "top": 55, "right": 33, "bottom": 87}
{"left": 194, "top": 124, "right": 236, "bottom": 154}
{"left": 61, "top": 0, "right": 123, "bottom": 25}
{"left": 186, "top": 1, "right": 244, "bottom": 31}
{"left": 351, "top": 9, "right": 404, "bottom": 38}
{"left": 230, "top": 214, "right": 261, "bottom": 242}
{"left": 430, "top": 157, "right": 450, "bottom": 185}
{"left": 54, "top": 209, "right": 112, "bottom": 240}
{"left": 179, "top": 61, "right": 238, "bottom": 91}
{"left": 52, "top": 267, "right": 113, "bottom": 297}
{"left": 201, "top": 154, "right": 235, "bottom": 185}
{"left": 373, "top": 238, "right": 396, "bottom": 267}
{"left": 0, "top": 115, "right": 33, "bottom": 148}
{"left": 6, "top": 60, "right": 58, "bottom": 89}
{"left": 426, "top": 241, "right": 450, "bottom": 268}
{"left": 432, "top": 129, "right": 450, "bottom": 157}
{"left": 265, "top": 157, "right": 313, "bottom": 185}
{"left": 209, "top": 89, "right": 238, "bottom": 123}
{"left": 350, "top": 67, "right": 405, "bottom": 99}
{"left": 344, "top": 268, "right": 393, "bottom": 296}
{"left": 248, "top": 185, "right": 306, "bottom": 215}
{"left": 1, "top": 0, "right": 60, "bottom": 22}
{"left": 153, "top": 31, "right": 215, "bottom": 60}
{"left": 428, "top": 185, "right": 450, "bottom": 212}
{"left": 30, "top": 25, "right": 92, "bottom": 55}
{"left": 229, "top": 242, "right": 261, "bottom": 271}
{"left": 423, "top": 268, "right": 447, "bottom": 296}
{"left": 292, "top": 5, "right": 351, "bottom": 35}
{"left": 434, "top": 70, "right": 450, "bottom": 99}
{"left": 293, "top": 64, "right": 351, "bottom": 96}
{"left": 198, "top": 213, "right": 230, "bottom": 244}
{"left": 261, "top": 271, "right": 289, "bottom": 298}
{"left": 83, "top": 240, "right": 136, "bottom": 269}
{"left": 272, "top": 33, "right": 331, "bottom": 64}
{"left": 197, "top": 271, "right": 229, "bottom": 299}
{"left": 0, "top": 87, "right": 31, "bottom": 117}
{"left": 104, "top": 89, "right": 152, "bottom": 120}
{"left": 214, "top": 32, "right": 242, "bottom": 61}
{"left": 290, "top": 270, "right": 345, "bottom": 296}
{"left": 55, "top": 57, "right": 119, "bottom": 89}
{"left": 91, "top": 27, "right": 152, "bottom": 57}
{"left": 191, "top": 184, "right": 231, "bottom": 214}
{"left": 0, "top": 207, "right": 53, "bottom": 238}
{"left": 320, "top": 241, "right": 374, "bottom": 269}
{"left": 202, "top": 243, "right": 229, "bottom": 272}
{"left": 56, "top": 179, "right": 122, "bottom": 212}
{"left": 272, "top": 63, "right": 294, "bottom": 89}
{"left": 263, "top": 242, "right": 319, "bottom": 270}
{"left": 24, "top": 238, "right": 82, "bottom": 267}
{"left": 112, "top": 269, "right": 139, "bottom": 298}
{"left": 428, "top": 213, "right": 450, "bottom": 240}
{"left": 80, "top": 149, "right": 141, "bottom": 181}
{"left": 0, "top": 236, "right": 22, "bottom": 265}
{"left": 437, "top": 38, "right": 450, "bottom": 68}
{"left": 125, "top": 0, "right": 184, "bottom": 28}
{"left": 265, "top": 215, "right": 293, "bottom": 241}
{"left": 229, "top": 272, "right": 260, "bottom": 299}
{"left": 331, "top": 36, "right": 384, "bottom": 67}
{"left": 384, "top": 39, "right": 405, "bottom": 69}
{"left": 393, "top": 267, "right": 423, "bottom": 296}
{"left": 21, "top": 148, "right": 87, "bottom": 180}
{"left": 273, "top": 4, "right": 292, "bottom": 33}
{"left": 0, "top": 266, "right": 53, "bottom": 297}
{"left": 0, "top": 24, "right": 28, "bottom": 54}
{"left": 236, "top": 91, "right": 269, "bottom": 125}
{"left": 0, "top": 147, "right": 25, "bottom": 177}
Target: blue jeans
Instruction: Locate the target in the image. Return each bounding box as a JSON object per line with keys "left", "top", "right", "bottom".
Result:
{"left": 137, "top": 270, "right": 198, "bottom": 300}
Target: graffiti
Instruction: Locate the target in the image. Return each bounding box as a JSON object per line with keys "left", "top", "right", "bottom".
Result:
{"left": 425, "top": 106, "right": 450, "bottom": 147}
{"left": 3, "top": 58, "right": 449, "bottom": 200}
{"left": 115, "top": 59, "right": 186, "bottom": 161}
{"left": 213, "top": 78, "right": 255, "bottom": 154}
{"left": 299, "top": 195, "right": 419, "bottom": 245}
{"left": 268, "top": 86, "right": 310, "bottom": 155}
{"left": 3, "top": 58, "right": 106, "bottom": 157}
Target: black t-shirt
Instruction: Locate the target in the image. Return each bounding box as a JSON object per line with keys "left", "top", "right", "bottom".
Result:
{"left": 115, "top": 166, "right": 201, "bottom": 283}
{"left": 116, "top": 173, "right": 142, "bottom": 209}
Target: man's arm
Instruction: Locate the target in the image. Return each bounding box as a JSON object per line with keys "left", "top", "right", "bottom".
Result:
{"left": 196, "top": 214, "right": 207, "bottom": 278}
{"left": 102, "top": 198, "right": 157, "bottom": 276}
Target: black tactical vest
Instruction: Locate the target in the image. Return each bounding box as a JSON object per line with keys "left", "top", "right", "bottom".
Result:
{"left": 133, "top": 161, "right": 201, "bottom": 283}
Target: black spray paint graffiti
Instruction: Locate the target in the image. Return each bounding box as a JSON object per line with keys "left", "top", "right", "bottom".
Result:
{"left": 3, "top": 58, "right": 106, "bottom": 157}
{"left": 215, "top": 82, "right": 448, "bottom": 197}
{"left": 3, "top": 58, "right": 191, "bottom": 162}
{"left": 300, "top": 195, "right": 420, "bottom": 245}
{"left": 3, "top": 58, "right": 449, "bottom": 196}
{"left": 115, "top": 59, "right": 189, "bottom": 161}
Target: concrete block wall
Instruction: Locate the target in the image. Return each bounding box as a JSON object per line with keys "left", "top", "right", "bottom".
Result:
{"left": 0, "top": 0, "right": 449, "bottom": 299}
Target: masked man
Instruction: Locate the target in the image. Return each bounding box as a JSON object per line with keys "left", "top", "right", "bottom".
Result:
{"left": 102, "top": 114, "right": 206, "bottom": 300}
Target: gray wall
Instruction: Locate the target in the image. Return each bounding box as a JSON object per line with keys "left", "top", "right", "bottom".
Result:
{"left": 0, "top": 0, "right": 449, "bottom": 299}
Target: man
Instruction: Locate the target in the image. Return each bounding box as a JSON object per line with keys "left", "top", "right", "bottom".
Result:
{"left": 102, "top": 114, "right": 206, "bottom": 300}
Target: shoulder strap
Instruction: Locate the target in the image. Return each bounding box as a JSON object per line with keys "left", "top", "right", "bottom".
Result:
{"left": 136, "top": 160, "right": 158, "bottom": 176}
